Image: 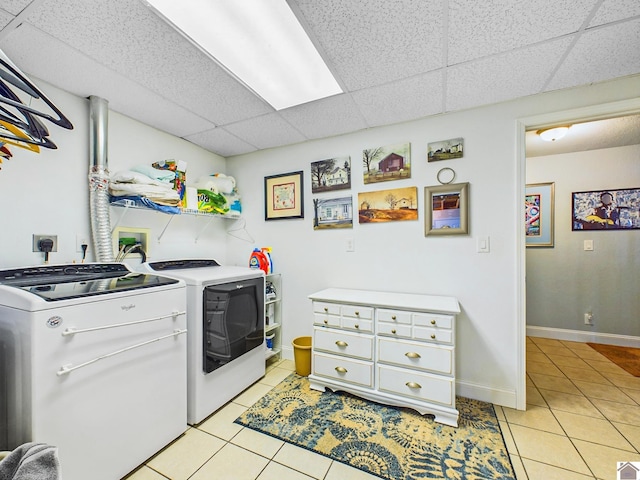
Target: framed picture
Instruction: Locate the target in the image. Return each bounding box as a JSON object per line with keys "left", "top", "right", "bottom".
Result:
{"left": 427, "top": 138, "right": 464, "bottom": 162}
{"left": 572, "top": 187, "right": 640, "bottom": 230}
{"left": 264, "top": 171, "right": 304, "bottom": 220}
{"left": 312, "top": 196, "right": 353, "bottom": 230}
{"left": 358, "top": 187, "right": 418, "bottom": 223}
{"left": 525, "top": 182, "right": 555, "bottom": 247}
{"left": 311, "top": 156, "right": 351, "bottom": 193}
{"left": 424, "top": 183, "right": 469, "bottom": 236}
{"left": 362, "top": 142, "right": 411, "bottom": 184}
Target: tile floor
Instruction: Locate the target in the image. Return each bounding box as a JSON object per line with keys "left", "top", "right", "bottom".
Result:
{"left": 124, "top": 337, "right": 640, "bottom": 480}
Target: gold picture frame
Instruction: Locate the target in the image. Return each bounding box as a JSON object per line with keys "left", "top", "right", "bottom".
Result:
{"left": 424, "top": 182, "right": 469, "bottom": 236}
{"left": 265, "top": 171, "right": 304, "bottom": 220}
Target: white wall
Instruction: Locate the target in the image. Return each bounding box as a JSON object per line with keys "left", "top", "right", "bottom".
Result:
{"left": 526, "top": 144, "right": 640, "bottom": 337}
{"left": 226, "top": 75, "right": 640, "bottom": 407}
{"left": 0, "top": 79, "right": 228, "bottom": 268}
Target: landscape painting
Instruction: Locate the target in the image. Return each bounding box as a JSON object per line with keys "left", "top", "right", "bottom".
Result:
{"left": 312, "top": 196, "right": 353, "bottom": 230}
{"left": 427, "top": 137, "right": 464, "bottom": 162}
{"left": 358, "top": 186, "right": 418, "bottom": 223}
{"left": 311, "top": 156, "right": 351, "bottom": 193}
{"left": 362, "top": 142, "right": 411, "bottom": 184}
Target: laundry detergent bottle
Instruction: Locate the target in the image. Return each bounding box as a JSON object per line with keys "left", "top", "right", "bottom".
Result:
{"left": 249, "top": 248, "right": 269, "bottom": 274}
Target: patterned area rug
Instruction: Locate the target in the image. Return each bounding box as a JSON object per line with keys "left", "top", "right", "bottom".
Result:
{"left": 235, "top": 374, "right": 515, "bottom": 479}
{"left": 588, "top": 343, "right": 640, "bottom": 376}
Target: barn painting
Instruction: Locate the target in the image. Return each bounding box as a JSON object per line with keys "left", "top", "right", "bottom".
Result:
{"left": 362, "top": 142, "right": 411, "bottom": 184}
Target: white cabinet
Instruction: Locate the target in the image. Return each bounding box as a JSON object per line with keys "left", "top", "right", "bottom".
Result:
{"left": 265, "top": 273, "right": 282, "bottom": 363}
{"left": 308, "top": 288, "right": 460, "bottom": 427}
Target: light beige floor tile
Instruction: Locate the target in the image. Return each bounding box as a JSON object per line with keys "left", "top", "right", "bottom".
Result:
{"left": 509, "top": 424, "right": 591, "bottom": 475}
{"left": 529, "top": 372, "right": 580, "bottom": 394}
{"left": 553, "top": 410, "right": 635, "bottom": 451}
{"left": 621, "top": 387, "right": 640, "bottom": 405}
{"left": 529, "top": 337, "right": 564, "bottom": 347}
{"left": 257, "top": 461, "right": 316, "bottom": 480}
{"left": 495, "top": 405, "right": 506, "bottom": 421}
{"left": 539, "top": 390, "right": 604, "bottom": 418}
{"left": 583, "top": 358, "right": 630, "bottom": 376}
{"left": 277, "top": 359, "right": 296, "bottom": 371}
{"left": 526, "top": 374, "right": 534, "bottom": 386}
{"left": 573, "top": 380, "right": 636, "bottom": 405}
{"left": 273, "top": 443, "right": 332, "bottom": 479}
{"left": 558, "top": 365, "right": 612, "bottom": 385}
{"left": 546, "top": 354, "right": 589, "bottom": 369}
{"left": 572, "top": 439, "right": 640, "bottom": 480}
{"left": 123, "top": 465, "right": 168, "bottom": 480}
{"left": 527, "top": 361, "right": 566, "bottom": 378}
{"left": 146, "top": 428, "right": 225, "bottom": 480}
{"left": 521, "top": 458, "right": 595, "bottom": 479}
{"left": 502, "top": 405, "right": 564, "bottom": 434}
{"left": 613, "top": 422, "right": 640, "bottom": 453}
{"left": 591, "top": 398, "right": 640, "bottom": 426}
{"left": 197, "top": 401, "right": 247, "bottom": 441}
{"left": 190, "top": 443, "right": 269, "bottom": 480}
{"left": 499, "top": 420, "right": 518, "bottom": 455}
{"left": 527, "top": 385, "right": 548, "bottom": 408}
{"left": 527, "top": 351, "right": 552, "bottom": 364}
{"left": 233, "top": 382, "right": 276, "bottom": 407}
{"left": 325, "top": 460, "right": 382, "bottom": 480}
{"left": 509, "top": 455, "right": 528, "bottom": 480}
{"left": 571, "top": 347, "right": 608, "bottom": 362}
{"left": 527, "top": 342, "right": 542, "bottom": 354}
{"left": 231, "top": 426, "right": 285, "bottom": 459}
{"left": 608, "top": 374, "right": 640, "bottom": 391}
{"left": 261, "top": 366, "right": 295, "bottom": 387}
{"left": 537, "top": 344, "right": 577, "bottom": 357}
{"left": 561, "top": 340, "right": 594, "bottom": 352}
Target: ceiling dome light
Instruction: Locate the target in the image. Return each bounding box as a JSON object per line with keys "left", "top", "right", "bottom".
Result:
{"left": 537, "top": 126, "right": 570, "bottom": 142}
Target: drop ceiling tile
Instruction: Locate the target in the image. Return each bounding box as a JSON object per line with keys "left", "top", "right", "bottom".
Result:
{"left": 546, "top": 19, "right": 640, "bottom": 91}
{"left": 0, "top": 23, "right": 215, "bottom": 138}
{"left": 0, "top": 10, "right": 13, "bottom": 29}
{"left": 448, "top": 0, "right": 598, "bottom": 65}
{"left": 1, "top": 0, "right": 31, "bottom": 16}
{"left": 351, "top": 71, "right": 444, "bottom": 127}
{"left": 291, "top": 0, "right": 444, "bottom": 90}
{"left": 24, "top": 0, "right": 272, "bottom": 125}
{"left": 223, "top": 114, "right": 307, "bottom": 151}
{"left": 279, "top": 94, "right": 367, "bottom": 140}
{"left": 185, "top": 128, "right": 258, "bottom": 158}
{"left": 589, "top": 0, "right": 640, "bottom": 27}
{"left": 446, "top": 37, "right": 574, "bottom": 112}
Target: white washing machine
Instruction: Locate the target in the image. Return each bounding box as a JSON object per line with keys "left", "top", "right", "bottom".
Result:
{"left": 0, "top": 263, "right": 187, "bottom": 480}
{"left": 139, "top": 259, "right": 265, "bottom": 424}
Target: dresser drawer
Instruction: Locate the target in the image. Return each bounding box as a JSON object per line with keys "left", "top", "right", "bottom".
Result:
{"left": 342, "top": 317, "right": 373, "bottom": 333}
{"left": 377, "top": 322, "right": 412, "bottom": 338}
{"left": 413, "top": 313, "right": 453, "bottom": 329}
{"left": 313, "top": 352, "right": 373, "bottom": 388}
{"left": 314, "top": 313, "right": 341, "bottom": 328}
{"left": 412, "top": 327, "right": 453, "bottom": 345}
{"left": 314, "top": 328, "right": 373, "bottom": 360}
{"left": 313, "top": 301, "right": 341, "bottom": 316}
{"left": 378, "top": 364, "right": 454, "bottom": 407}
{"left": 377, "top": 309, "right": 412, "bottom": 324}
{"left": 377, "top": 338, "right": 453, "bottom": 375}
{"left": 341, "top": 305, "right": 373, "bottom": 320}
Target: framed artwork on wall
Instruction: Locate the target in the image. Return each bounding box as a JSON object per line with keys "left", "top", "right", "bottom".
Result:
{"left": 312, "top": 196, "right": 353, "bottom": 230}
{"left": 311, "top": 156, "right": 351, "bottom": 193}
{"left": 424, "top": 182, "right": 469, "bottom": 236}
{"left": 358, "top": 186, "right": 418, "bottom": 223}
{"left": 427, "top": 138, "right": 464, "bottom": 162}
{"left": 572, "top": 187, "right": 640, "bottom": 230}
{"left": 264, "top": 171, "right": 304, "bottom": 220}
{"left": 362, "top": 142, "right": 411, "bottom": 184}
{"left": 525, "top": 182, "right": 555, "bottom": 247}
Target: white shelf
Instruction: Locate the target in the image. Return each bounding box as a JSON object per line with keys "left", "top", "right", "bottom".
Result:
{"left": 265, "top": 348, "right": 282, "bottom": 360}
{"left": 265, "top": 322, "right": 280, "bottom": 334}
{"left": 265, "top": 273, "right": 282, "bottom": 364}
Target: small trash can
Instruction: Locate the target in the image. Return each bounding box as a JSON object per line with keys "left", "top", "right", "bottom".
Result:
{"left": 292, "top": 336, "right": 312, "bottom": 377}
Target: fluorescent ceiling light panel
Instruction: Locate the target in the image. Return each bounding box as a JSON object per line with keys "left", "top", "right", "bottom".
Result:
{"left": 146, "top": 0, "right": 342, "bottom": 110}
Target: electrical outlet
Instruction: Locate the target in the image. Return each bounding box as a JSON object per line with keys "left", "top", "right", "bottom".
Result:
{"left": 76, "top": 234, "right": 90, "bottom": 253}
{"left": 346, "top": 238, "right": 355, "bottom": 252}
{"left": 584, "top": 312, "right": 593, "bottom": 325}
{"left": 32, "top": 234, "right": 58, "bottom": 252}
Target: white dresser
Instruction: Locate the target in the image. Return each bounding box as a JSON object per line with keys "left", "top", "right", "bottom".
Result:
{"left": 308, "top": 288, "right": 461, "bottom": 427}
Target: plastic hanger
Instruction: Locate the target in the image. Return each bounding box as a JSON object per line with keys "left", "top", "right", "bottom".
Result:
{"left": 0, "top": 120, "right": 41, "bottom": 153}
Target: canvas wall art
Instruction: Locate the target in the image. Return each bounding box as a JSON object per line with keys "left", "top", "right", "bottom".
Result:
{"left": 572, "top": 187, "right": 640, "bottom": 230}
{"left": 427, "top": 138, "right": 464, "bottom": 162}
{"left": 358, "top": 186, "right": 418, "bottom": 223}
{"left": 312, "top": 196, "right": 353, "bottom": 230}
{"left": 311, "top": 156, "right": 351, "bottom": 193}
{"left": 362, "top": 142, "right": 411, "bottom": 184}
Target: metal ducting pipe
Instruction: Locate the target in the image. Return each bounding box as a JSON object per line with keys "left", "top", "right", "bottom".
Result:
{"left": 88, "top": 95, "right": 114, "bottom": 262}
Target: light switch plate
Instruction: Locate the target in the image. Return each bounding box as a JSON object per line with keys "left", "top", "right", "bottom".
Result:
{"left": 477, "top": 236, "right": 490, "bottom": 253}
{"left": 584, "top": 239, "right": 594, "bottom": 251}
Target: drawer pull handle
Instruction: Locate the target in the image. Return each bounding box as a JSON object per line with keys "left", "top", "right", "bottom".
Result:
{"left": 431, "top": 319, "right": 436, "bottom": 325}
{"left": 430, "top": 334, "right": 436, "bottom": 339}
{"left": 354, "top": 324, "right": 359, "bottom": 329}
{"left": 335, "top": 341, "right": 348, "bottom": 347}
{"left": 405, "top": 352, "right": 421, "bottom": 359}
{"left": 392, "top": 315, "right": 397, "bottom": 320}
{"left": 355, "top": 311, "right": 360, "bottom": 316}
{"left": 324, "top": 307, "right": 328, "bottom": 312}
{"left": 335, "top": 366, "right": 348, "bottom": 374}
{"left": 406, "top": 382, "right": 422, "bottom": 389}
{"left": 324, "top": 319, "right": 328, "bottom": 324}
{"left": 391, "top": 329, "right": 397, "bottom": 334}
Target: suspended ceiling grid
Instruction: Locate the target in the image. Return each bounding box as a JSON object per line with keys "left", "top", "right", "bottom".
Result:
{"left": 0, "top": 0, "right": 638, "bottom": 157}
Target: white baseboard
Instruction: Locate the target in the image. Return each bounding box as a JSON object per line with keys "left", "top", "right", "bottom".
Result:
{"left": 526, "top": 325, "right": 640, "bottom": 348}
{"left": 457, "top": 381, "right": 518, "bottom": 409}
